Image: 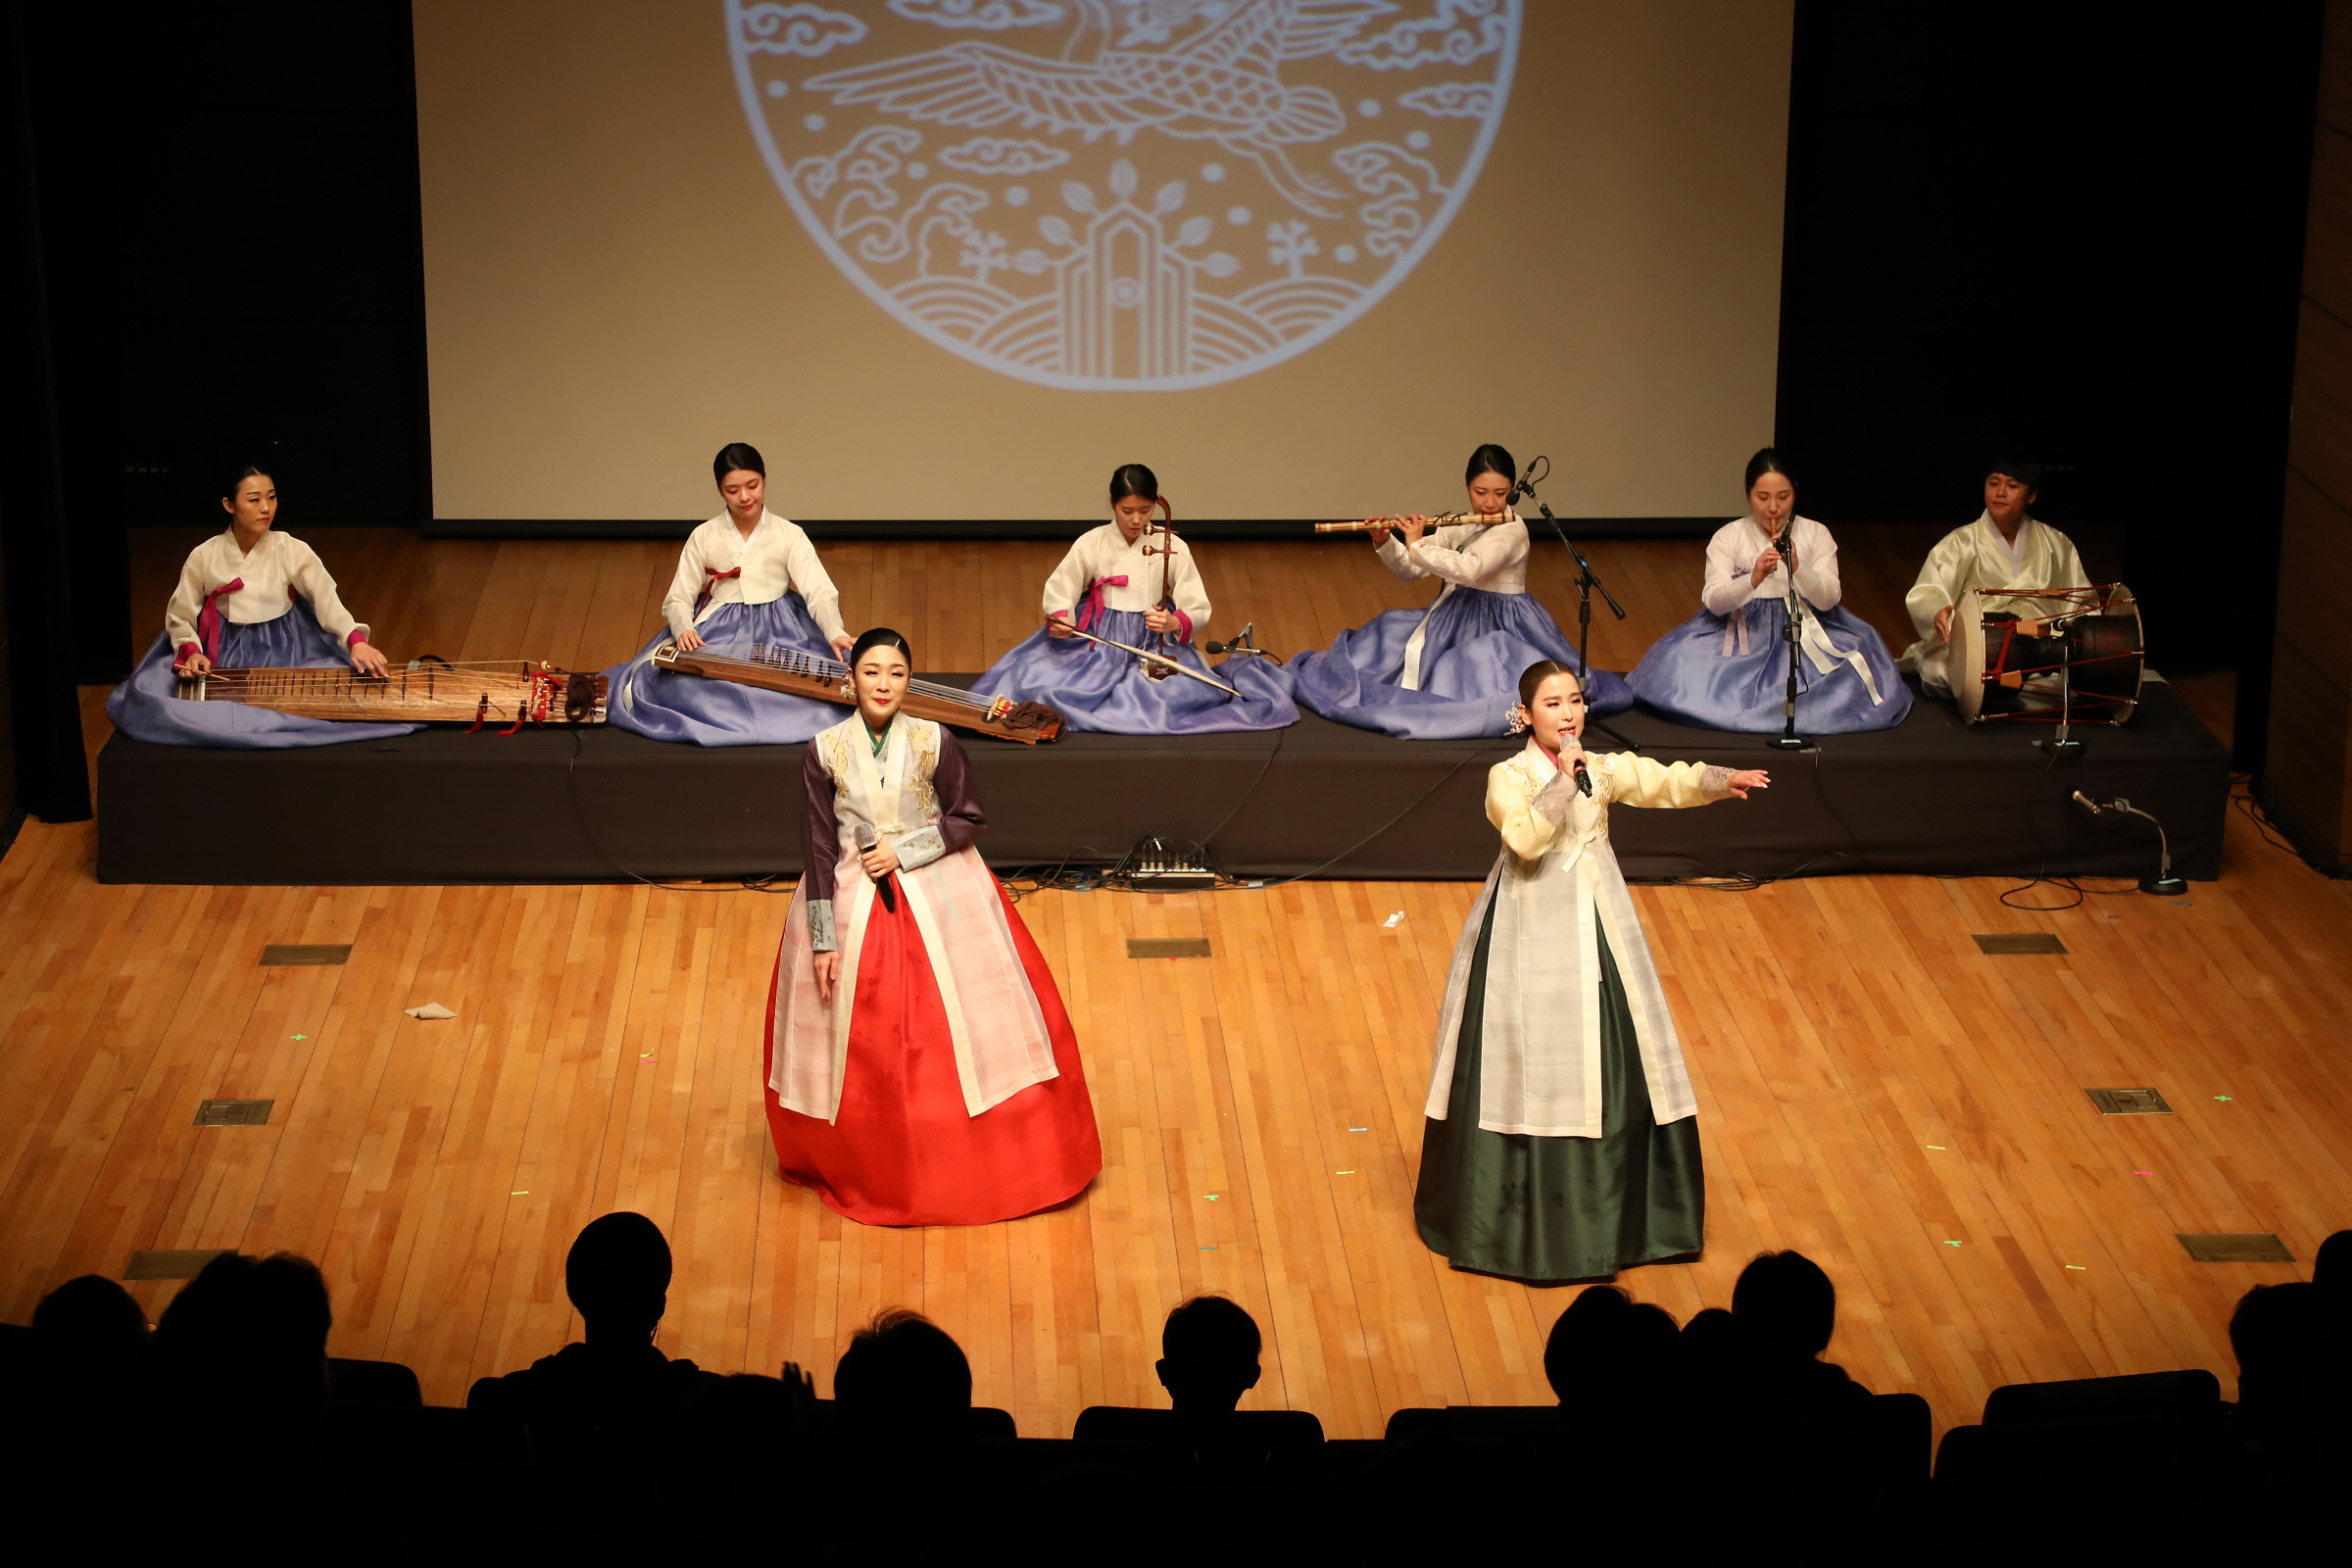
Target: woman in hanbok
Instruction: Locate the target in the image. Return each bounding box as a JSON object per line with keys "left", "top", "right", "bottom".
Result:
{"left": 1898, "top": 458, "right": 2088, "bottom": 699}
{"left": 1627, "top": 449, "right": 1911, "bottom": 734}
{"left": 970, "top": 464, "right": 1296, "bottom": 734}
{"left": 1416, "top": 661, "right": 1769, "bottom": 1283}
{"left": 764, "top": 628, "right": 1102, "bottom": 1227}
{"left": 1290, "top": 444, "right": 1634, "bottom": 740}
{"left": 107, "top": 465, "right": 419, "bottom": 749}
{"left": 606, "top": 442, "right": 853, "bottom": 745}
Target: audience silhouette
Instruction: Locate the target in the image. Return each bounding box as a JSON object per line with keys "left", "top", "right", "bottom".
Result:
{"left": 6, "top": 1223, "right": 2344, "bottom": 1553}
{"left": 466, "top": 1210, "right": 719, "bottom": 1456}
{"left": 1156, "top": 1294, "right": 1262, "bottom": 1416}
{"left": 833, "top": 1305, "right": 973, "bottom": 1451}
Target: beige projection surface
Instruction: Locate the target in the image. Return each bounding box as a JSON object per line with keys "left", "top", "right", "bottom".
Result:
{"left": 415, "top": 1, "right": 1791, "bottom": 520}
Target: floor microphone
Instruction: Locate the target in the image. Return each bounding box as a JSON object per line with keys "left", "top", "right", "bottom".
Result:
{"left": 854, "top": 822, "right": 897, "bottom": 912}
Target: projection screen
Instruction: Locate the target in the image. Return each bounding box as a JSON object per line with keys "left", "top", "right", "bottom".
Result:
{"left": 413, "top": 1, "right": 1793, "bottom": 523}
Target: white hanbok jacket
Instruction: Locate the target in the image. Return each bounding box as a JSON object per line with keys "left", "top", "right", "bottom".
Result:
{"left": 662, "top": 510, "right": 848, "bottom": 643}
{"left": 1900, "top": 513, "right": 2087, "bottom": 696}
{"left": 1699, "top": 514, "right": 1885, "bottom": 703}
{"left": 769, "top": 715, "right": 1057, "bottom": 1124}
{"left": 1045, "top": 522, "right": 1210, "bottom": 639}
{"left": 1374, "top": 510, "right": 1529, "bottom": 689}
{"left": 165, "top": 529, "right": 369, "bottom": 658}
{"left": 1425, "top": 741, "right": 1732, "bottom": 1139}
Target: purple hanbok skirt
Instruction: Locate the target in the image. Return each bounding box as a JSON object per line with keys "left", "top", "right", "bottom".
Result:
{"left": 603, "top": 594, "right": 842, "bottom": 746}
{"left": 972, "top": 609, "right": 1297, "bottom": 734}
{"left": 1627, "top": 598, "right": 1912, "bottom": 734}
{"left": 106, "top": 600, "right": 423, "bottom": 749}
{"left": 1289, "top": 587, "right": 1633, "bottom": 741}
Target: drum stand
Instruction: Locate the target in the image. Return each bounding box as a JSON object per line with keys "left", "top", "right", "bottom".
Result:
{"left": 2037, "top": 612, "right": 2084, "bottom": 757}
{"left": 1520, "top": 462, "right": 1639, "bottom": 752}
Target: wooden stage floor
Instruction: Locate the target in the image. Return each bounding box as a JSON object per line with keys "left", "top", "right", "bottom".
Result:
{"left": 1, "top": 526, "right": 2342, "bottom": 1442}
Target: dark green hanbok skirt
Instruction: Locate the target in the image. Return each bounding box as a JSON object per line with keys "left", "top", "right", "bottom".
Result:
{"left": 1413, "top": 897, "right": 1704, "bottom": 1283}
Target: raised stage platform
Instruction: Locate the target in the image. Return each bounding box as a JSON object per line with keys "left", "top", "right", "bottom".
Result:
{"left": 96, "top": 675, "right": 2228, "bottom": 885}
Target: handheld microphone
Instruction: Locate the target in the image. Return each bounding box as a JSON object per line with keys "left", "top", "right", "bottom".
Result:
{"left": 853, "top": 822, "right": 897, "bottom": 913}
{"left": 1572, "top": 754, "right": 1592, "bottom": 798}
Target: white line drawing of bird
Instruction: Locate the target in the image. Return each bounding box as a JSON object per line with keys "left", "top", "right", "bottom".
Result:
{"left": 805, "top": 0, "right": 1396, "bottom": 219}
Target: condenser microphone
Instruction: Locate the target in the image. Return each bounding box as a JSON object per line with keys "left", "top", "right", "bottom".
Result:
{"left": 854, "top": 822, "right": 897, "bottom": 913}
{"left": 1204, "top": 620, "right": 1250, "bottom": 655}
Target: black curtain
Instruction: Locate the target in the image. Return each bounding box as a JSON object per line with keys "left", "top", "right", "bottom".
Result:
{"left": 0, "top": 0, "right": 94, "bottom": 820}
{"left": 112, "top": 1, "right": 431, "bottom": 536}
{"left": 1777, "top": 0, "right": 2323, "bottom": 771}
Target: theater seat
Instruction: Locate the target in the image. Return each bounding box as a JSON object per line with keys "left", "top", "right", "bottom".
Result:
{"left": 967, "top": 1405, "right": 1018, "bottom": 1442}
{"left": 1937, "top": 1368, "right": 2226, "bottom": 1486}
{"left": 1835, "top": 1391, "right": 1932, "bottom": 1487}
{"left": 1072, "top": 1406, "right": 1325, "bottom": 1446}
{"left": 328, "top": 1354, "right": 424, "bottom": 1406}
{"left": 1382, "top": 1404, "right": 1557, "bottom": 1450}
{"left": 322, "top": 1401, "right": 534, "bottom": 1466}
{"left": 1981, "top": 1368, "right": 2220, "bottom": 1425}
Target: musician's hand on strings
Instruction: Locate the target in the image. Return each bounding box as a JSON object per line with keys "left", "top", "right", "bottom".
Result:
{"left": 349, "top": 641, "right": 390, "bottom": 678}
{"left": 1723, "top": 768, "right": 1772, "bottom": 799}
{"left": 1143, "top": 608, "right": 1177, "bottom": 634}
{"left": 860, "top": 839, "right": 901, "bottom": 879}
{"left": 676, "top": 628, "right": 707, "bottom": 653}
{"left": 812, "top": 951, "right": 839, "bottom": 1002}
{"left": 174, "top": 649, "right": 213, "bottom": 677}
{"left": 1934, "top": 604, "right": 1954, "bottom": 640}
{"left": 1750, "top": 548, "right": 1783, "bottom": 588}
{"left": 1047, "top": 614, "right": 1077, "bottom": 640}
{"left": 830, "top": 634, "right": 856, "bottom": 657}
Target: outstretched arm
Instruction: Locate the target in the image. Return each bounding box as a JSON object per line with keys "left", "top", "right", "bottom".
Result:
{"left": 1606, "top": 755, "right": 1769, "bottom": 808}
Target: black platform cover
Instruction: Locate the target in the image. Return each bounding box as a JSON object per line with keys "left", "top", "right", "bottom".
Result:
{"left": 95, "top": 677, "right": 2227, "bottom": 886}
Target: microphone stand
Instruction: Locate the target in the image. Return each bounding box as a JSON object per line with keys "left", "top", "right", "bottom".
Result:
{"left": 1767, "top": 520, "right": 1810, "bottom": 751}
{"left": 1518, "top": 462, "right": 1639, "bottom": 752}
{"left": 2037, "top": 611, "right": 2083, "bottom": 757}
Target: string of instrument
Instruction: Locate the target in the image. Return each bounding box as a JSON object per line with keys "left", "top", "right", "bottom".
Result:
{"left": 172, "top": 660, "right": 607, "bottom": 728}
{"left": 654, "top": 641, "right": 1064, "bottom": 743}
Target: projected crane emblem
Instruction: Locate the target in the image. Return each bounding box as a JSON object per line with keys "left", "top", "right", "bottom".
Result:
{"left": 726, "top": 0, "right": 1520, "bottom": 389}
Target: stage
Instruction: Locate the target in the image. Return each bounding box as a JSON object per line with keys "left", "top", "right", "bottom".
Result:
{"left": 95, "top": 674, "right": 2227, "bottom": 886}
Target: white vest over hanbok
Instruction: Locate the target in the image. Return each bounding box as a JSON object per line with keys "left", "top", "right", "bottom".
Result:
{"left": 1900, "top": 513, "right": 2087, "bottom": 696}
{"left": 769, "top": 715, "right": 1058, "bottom": 1123}
{"left": 1045, "top": 523, "right": 1209, "bottom": 638}
{"left": 165, "top": 529, "right": 369, "bottom": 658}
{"left": 1425, "top": 743, "right": 1730, "bottom": 1139}
{"left": 1376, "top": 513, "right": 1528, "bottom": 689}
{"left": 662, "top": 511, "right": 848, "bottom": 643}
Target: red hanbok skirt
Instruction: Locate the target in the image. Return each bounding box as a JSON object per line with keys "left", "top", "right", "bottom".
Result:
{"left": 763, "top": 881, "right": 1102, "bottom": 1226}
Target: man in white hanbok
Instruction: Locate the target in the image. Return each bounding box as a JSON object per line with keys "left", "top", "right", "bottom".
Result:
{"left": 1900, "top": 461, "right": 2088, "bottom": 699}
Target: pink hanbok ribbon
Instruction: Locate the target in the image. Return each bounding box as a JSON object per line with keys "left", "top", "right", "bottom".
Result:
{"left": 1076, "top": 574, "right": 1127, "bottom": 632}
{"left": 192, "top": 576, "right": 245, "bottom": 663}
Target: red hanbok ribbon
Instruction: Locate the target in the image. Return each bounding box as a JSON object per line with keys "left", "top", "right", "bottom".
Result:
{"left": 695, "top": 564, "right": 742, "bottom": 615}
